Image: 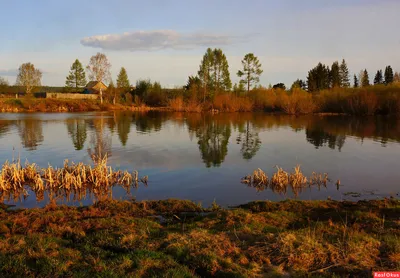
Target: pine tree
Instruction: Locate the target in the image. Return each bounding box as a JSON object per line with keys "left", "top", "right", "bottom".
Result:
{"left": 361, "top": 69, "right": 370, "bottom": 87}
{"left": 307, "top": 62, "right": 330, "bottom": 92}
{"left": 198, "top": 48, "right": 231, "bottom": 100}
{"left": 330, "top": 61, "right": 340, "bottom": 88}
{"left": 339, "top": 59, "right": 350, "bottom": 87}
{"left": 211, "top": 48, "right": 232, "bottom": 92}
{"left": 374, "top": 70, "right": 383, "bottom": 85}
{"left": 198, "top": 48, "right": 214, "bottom": 102}
{"left": 384, "top": 65, "right": 394, "bottom": 85}
{"left": 353, "top": 74, "right": 359, "bottom": 88}
{"left": 65, "top": 59, "right": 87, "bottom": 90}
{"left": 237, "top": 53, "right": 263, "bottom": 92}
{"left": 116, "top": 67, "right": 130, "bottom": 88}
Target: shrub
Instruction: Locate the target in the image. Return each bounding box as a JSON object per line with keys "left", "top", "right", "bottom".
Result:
{"left": 168, "top": 97, "right": 184, "bottom": 111}
{"left": 278, "top": 89, "right": 316, "bottom": 114}
{"left": 346, "top": 91, "right": 378, "bottom": 115}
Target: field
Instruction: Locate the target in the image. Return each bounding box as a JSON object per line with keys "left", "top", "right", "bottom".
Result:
{"left": 0, "top": 198, "right": 398, "bottom": 277}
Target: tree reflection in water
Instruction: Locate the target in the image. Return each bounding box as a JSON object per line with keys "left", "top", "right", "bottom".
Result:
{"left": 17, "top": 118, "right": 44, "bottom": 150}
{"left": 87, "top": 116, "right": 112, "bottom": 162}
{"left": 66, "top": 119, "right": 87, "bottom": 150}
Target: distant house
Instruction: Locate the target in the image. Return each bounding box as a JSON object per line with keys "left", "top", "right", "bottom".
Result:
{"left": 83, "top": 81, "right": 108, "bottom": 94}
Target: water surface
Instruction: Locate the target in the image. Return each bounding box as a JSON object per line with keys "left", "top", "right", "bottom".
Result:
{"left": 0, "top": 112, "right": 399, "bottom": 207}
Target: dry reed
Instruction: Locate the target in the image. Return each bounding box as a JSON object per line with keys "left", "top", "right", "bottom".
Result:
{"left": 242, "top": 165, "right": 332, "bottom": 196}
{"left": 0, "top": 156, "right": 147, "bottom": 202}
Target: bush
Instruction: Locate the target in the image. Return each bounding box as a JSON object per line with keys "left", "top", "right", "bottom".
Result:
{"left": 168, "top": 97, "right": 184, "bottom": 111}
{"left": 278, "top": 89, "right": 317, "bottom": 114}
{"left": 213, "top": 94, "right": 253, "bottom": 112}
{"left": 4, "top": 99, "right": 23, "bottom": 107}
{"left": 346, "top": 91, "right": 378, "bottom": 115}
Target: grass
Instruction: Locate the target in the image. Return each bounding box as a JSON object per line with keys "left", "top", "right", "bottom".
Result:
{"left": 0, "top": 198, "right": 398, "bottom": 277}
{"left": 0, "top": 98, "right": 143, "bottom": 112}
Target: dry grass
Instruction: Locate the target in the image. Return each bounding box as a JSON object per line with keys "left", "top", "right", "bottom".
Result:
{"left": 0, "top": 156, "right": 146, "bottom": 202}
{"left": 242, "top": 165, "right": 331, "bottom": 196}
{"left": 0, "top": 198, "right": 398, "bottom": 276}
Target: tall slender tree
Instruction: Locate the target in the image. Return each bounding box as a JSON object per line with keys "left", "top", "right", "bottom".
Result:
{"left": 198, "top": 48, "right": 214, "bottom": 102}
{"left": 339, "top": 59, "right": 350, "bottom": 87}
{"left": 237, "top": 53, "right": 263, "bottom": 92}
{"left": 384, "top": 65, "right": 394, "bottom": 85}
{"left": 65, "top": 59, "right": 87, "bottom": 90}
{"left": 116, "top": 67, "right": 130, "bottom": 88}
{"left": 16, "top": 63, "right": 42, "bottom": 94}
{"left": 374, "top": 70, "right": 383, "bottom": 85}
{"left": 330, "top": 61, "right": 340, "bottom": 88}
{"left": 361, "top": 69, "right": 370, "bottom": 87}
{"left": 353, "top": 74, "right": 359, "bottom": 88}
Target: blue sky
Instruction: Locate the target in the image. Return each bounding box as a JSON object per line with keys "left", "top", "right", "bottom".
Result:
{"left": 0, "top": 0, "right": 399, "bottom": 87}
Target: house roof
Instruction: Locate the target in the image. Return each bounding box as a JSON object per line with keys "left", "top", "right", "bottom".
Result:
{"left": 85, "top": 81, "right": 107, "bottom": 89}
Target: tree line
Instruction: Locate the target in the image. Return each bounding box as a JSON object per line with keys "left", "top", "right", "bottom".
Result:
{"left": 1, "top": 49, "right": 399, "bottom": 104}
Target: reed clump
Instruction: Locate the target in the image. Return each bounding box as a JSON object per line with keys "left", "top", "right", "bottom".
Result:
{"left": 242, "top": 165, "right": 332, "bottom": 196}
{"left": 0, "top": 157, "right": 147, "bottom": 202}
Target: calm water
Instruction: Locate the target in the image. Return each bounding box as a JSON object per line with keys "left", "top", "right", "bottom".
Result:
{"left": 0, "top": 112, "right": 399, "bottom": 208}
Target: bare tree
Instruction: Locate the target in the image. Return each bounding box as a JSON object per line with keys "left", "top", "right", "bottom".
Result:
{"left": 86, "top": 53, "right": 111, "bottom": 83}
{"left": 16, "top": 63, "right": 42, "bottom": 94}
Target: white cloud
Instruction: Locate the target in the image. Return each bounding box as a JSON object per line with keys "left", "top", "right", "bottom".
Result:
{"left": 80, "top": 30, "right": 238, "bottom": 51}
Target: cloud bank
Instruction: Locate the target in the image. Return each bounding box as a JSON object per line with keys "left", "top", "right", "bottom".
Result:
{"left": 80, "top": 30, "right": 237, "bottom": 51}
{"left": 0, "top": 69, "right": 18, "bottom": 76}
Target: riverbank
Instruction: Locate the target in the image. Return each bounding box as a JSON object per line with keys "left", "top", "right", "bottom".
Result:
{"left": 0, "top": 98, "right": 164, "bottom": 113}
{"left": 0, "top": 198, "right": 398, "bottom": 277}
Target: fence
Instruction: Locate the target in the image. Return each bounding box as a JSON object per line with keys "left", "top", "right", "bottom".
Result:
{"left": 45, "top": 93, "right": 98, "bottom": 100}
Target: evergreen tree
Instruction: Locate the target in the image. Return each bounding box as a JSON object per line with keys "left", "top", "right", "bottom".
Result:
{"left": 353, "top": 74, "right": 359, "bottom": 88}
{"left": 116, "top": 67, "right": 130, "bottom": 88}
{"left": 374, "top": 70, "right": 383, "bottom": 85}
{"left": 65, "top": 59, "right": 87, "bottom": 90}
{"left": 211, "top": 48, "right": 232, "bottom": 92}
{"left": 307, "top": 63, "right": 330, "bottom": 92}
{"left": 198, "top": 48, "right": 231, "bottom": 100}
{"left": 185, "top": 75, "right": 201, "bottom": 91}
{"left": 339, "top": 59, "right": 350, "bottom": 87}
{"left": 198, "top": 48, "right": 214, "bottom": 102}
{"left": 361, "top": 69, "right": 370, "bottom": 87}
{"left": 272, "top": 83, "right": 286, "bottom": 90}
{"left": 237, "top": 53, "right": 263, "bottom": 92}
{"left": 384, "top": 65, "right": 394, "bottom": 85}
{"left": 330, "top": 61, "right": 340, "bottom": 88}
{"left": 291, "top": 79, "right": 307, "bottom": 90}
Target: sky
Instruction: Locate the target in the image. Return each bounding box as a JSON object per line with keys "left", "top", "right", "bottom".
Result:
{"left": 0, "top": 0, "right": 399, "bottom": 88}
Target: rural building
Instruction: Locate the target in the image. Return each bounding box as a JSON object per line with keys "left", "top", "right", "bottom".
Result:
{"left": 83, "top": 81, "right": 108, "bottom": 94}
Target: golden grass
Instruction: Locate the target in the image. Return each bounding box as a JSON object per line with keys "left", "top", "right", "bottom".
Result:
{"left": 0, "top": 156, "right": 146, "bottom": 202}
{"left": 242, "top": 165, "right": 331, "bottom": 196}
